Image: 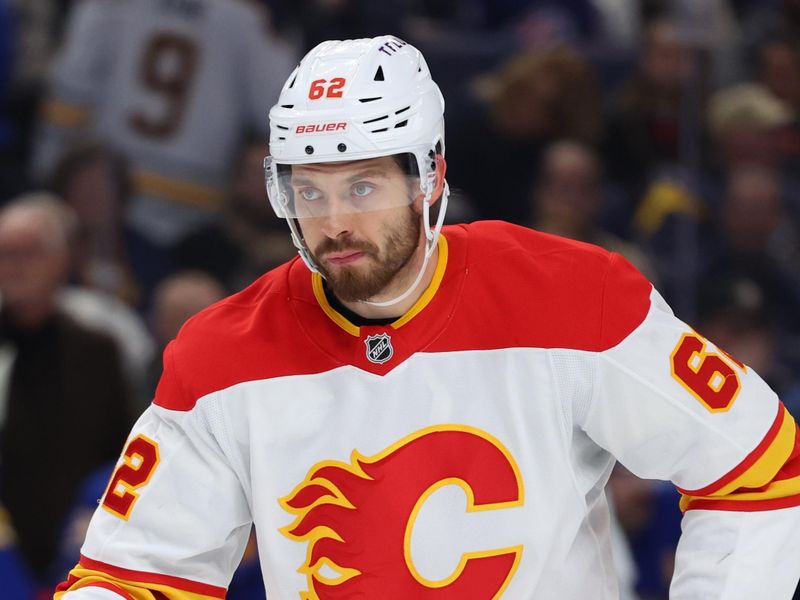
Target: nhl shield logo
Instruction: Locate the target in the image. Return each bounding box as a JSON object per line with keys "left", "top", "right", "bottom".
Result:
{"left": 365, "top": 333, "right": 394, "bottom": 364}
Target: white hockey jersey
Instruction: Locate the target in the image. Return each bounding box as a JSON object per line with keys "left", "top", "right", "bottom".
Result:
{"left": 56, "top": 222, "right": 800, "bottom": 599}
{"left": 34, "top": 0, "right": 296, "bottom": 244}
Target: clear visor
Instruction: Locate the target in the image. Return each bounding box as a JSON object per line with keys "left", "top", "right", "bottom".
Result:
{"left": 265, "top": 157, "right": 420, "bottom": 219}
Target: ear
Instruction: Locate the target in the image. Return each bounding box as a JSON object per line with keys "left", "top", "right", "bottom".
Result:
{"left": 429, "top": 154, "right": 447, "bottom": 206}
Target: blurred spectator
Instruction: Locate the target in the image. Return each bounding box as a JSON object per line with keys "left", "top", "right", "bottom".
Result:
{"left": 474, "top": 46, "right": 602, "bottom": 144}
{"left": 45, "top": 142, "right": 157, "bottom": 412}
{"left": 48, "top": 142, "right": 142, "bottom": 305}
{"left": 58, "top": 287, "right": 156, "bottom": 415}
{"left": 634, "top": 84, "right": 794, "bottom": 316}
{"left": 530, "top": 139, "right": 658, "bottom": 281}
{"left": 31, "top": 0, "right": 297, "bottom": 257}
{"left": 174, "top": 139, "right": 296, "bottom": 292}
{"left": 707, "top": 82, "right": 794, "bottom": 172}
{"left": 721, "top": 165, "right": 798, "bottom": 264}
{"left": 145, "top": 270, "right": 225, "bottom": 398}
{"left": 447, "top": 45, "right": 601, "bottom": 223}
{"left": 698, "top": 165, "right": 800, "bottom": 340}
{"left": 666, "top": 0, "right": 742, "bottom": 87}
{"left": 753, "top": 37, "right": 800, "bottom": 176}
{"left": 0, "top": 0, "right": 75, "bottom": 201}
{"left": 151, "top": 270, "right": 225, "bottom": 346}
{"left": 757, "top": 38, "right": 800, "bottom": 113}
{"left": 46, "top": 139, "right": 174, "bottom": 312}
{"left": 0, "top": 192, "right": 131, "bottom": 584}
{"left": 603, "top": 18, "right": 698, "bottom": 202}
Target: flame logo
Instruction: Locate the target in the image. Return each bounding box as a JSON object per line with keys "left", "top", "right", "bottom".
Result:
{"left": 279, "top": 425, "right": 524, "bottom": 599}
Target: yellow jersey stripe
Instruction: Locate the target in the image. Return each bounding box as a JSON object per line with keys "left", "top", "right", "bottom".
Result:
{"left": 131, "top": 170, "right": 226, "bottom": 209}
{"left": 41, "top": 99, "right": 90, "bottom": 128}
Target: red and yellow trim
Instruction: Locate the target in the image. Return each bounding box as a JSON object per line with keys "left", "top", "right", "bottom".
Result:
{"left": 391, "top": 234, "right": 448, "bottom": 328}
{"left": 54, "top": 555, "right": 226, "bottom": 599}
{"left": 131, "top": 170, "right": 226, "bottom": 210}
{"left": 312, "top": 234, "right": 449, "bottom": 335}
{"left": 680, "top": 404, "right": 800, "bottom": 512}
{"left": 41, "top": 99, "right": 90, "bottom": 128}
{"left": 312, "top": 273, "right": 360, "bottom": 336}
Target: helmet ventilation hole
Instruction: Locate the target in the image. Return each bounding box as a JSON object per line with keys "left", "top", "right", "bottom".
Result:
{"left": 374, "top": 66, "right": 385, "bottom": 81}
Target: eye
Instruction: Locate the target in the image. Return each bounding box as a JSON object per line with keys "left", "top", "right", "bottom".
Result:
{"left": 299, "top": 187, "right": 322, "bottom": 201}
{"left": 352, "top": 182, "right": 374, "bottom": 197}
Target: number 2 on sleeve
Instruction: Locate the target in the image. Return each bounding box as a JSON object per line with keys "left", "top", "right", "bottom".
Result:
{"left": 670, "top": 333, "right": 745, "bottom": 413}
{"left": 102, "top": 435, "right": 160, "bottom": 520}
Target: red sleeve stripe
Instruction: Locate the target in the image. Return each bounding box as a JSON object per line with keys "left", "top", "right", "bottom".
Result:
{"left": 78, "top": 555, "right": 227, "bottom": 598}
{"left": 679, "top": 416, "right": 800, "bottom": 513}
{"left": 677, "top": 403, "right": 791, "bottom": 497}
{"left": 682, "top": 493, "right": 800, "bottom": 512}
{"left": 54, "top": 573, "right": 80, "bottom": 593}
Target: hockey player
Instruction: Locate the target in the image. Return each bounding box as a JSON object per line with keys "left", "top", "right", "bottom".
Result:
{"left": 56, "top": 36, "right": 800, "bottom": 599}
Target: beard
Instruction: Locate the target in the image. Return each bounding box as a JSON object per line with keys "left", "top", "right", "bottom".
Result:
{"left": 311, "top": 207, "right": 421, "bottom": 303}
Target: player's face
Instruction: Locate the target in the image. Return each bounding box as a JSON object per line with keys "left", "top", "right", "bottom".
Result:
{"left": 0, "top": 212, "right": 68, "bottom": 308}
{"left": 293, "top": 157, "right": 423, "bottom": 303}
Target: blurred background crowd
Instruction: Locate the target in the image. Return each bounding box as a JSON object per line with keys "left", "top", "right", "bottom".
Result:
{"left": 0, "top": 0, "right": 799, "bottom": 598}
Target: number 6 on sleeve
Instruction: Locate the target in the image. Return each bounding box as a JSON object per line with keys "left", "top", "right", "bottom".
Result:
{"left": 670, "top": 333, "right": 745, "bottom": 413}
{"left": 101, "top": 435, "right": 160, "bottom": 520}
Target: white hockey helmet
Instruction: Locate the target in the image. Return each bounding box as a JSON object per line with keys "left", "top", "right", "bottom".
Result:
{"left": 265, "top": 35, "right": 449, "bottom": 274}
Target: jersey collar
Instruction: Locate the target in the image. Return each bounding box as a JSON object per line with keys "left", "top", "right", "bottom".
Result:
{"left": 311, "top": 234, "right": 449, "bottom": 337}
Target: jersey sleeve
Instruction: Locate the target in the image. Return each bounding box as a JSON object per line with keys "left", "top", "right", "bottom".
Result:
{"left": 578, "top": 253, "right": 800, "bottom": 599}
{"left": 55, "top": 342, "right": 252, "bottom": 600}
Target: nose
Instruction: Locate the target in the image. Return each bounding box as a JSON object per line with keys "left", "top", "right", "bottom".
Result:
{"left": 318, "top": 195, "right": 355, "bottom": 239}
{"left": 319, "top": 213, "right": 354, "bottom": 239}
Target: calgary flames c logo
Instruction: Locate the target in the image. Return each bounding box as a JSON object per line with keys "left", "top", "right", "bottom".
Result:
{"left": 279, "top": 425, "right": 524, "bottom": 599}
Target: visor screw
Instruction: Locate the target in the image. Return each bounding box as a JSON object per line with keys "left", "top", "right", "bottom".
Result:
{"left": 337, "top": 143, "right": 347, "bottom": 153}
{"left": 305, "top": 145, "right": 314, "bottom": 155}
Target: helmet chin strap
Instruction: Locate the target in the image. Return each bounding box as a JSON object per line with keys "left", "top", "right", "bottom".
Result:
{"left": 358, "top": 235, "right": 436, "bottom": 308}
{"left": 359, "top": 178, "right": 448, "bottom": 308}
